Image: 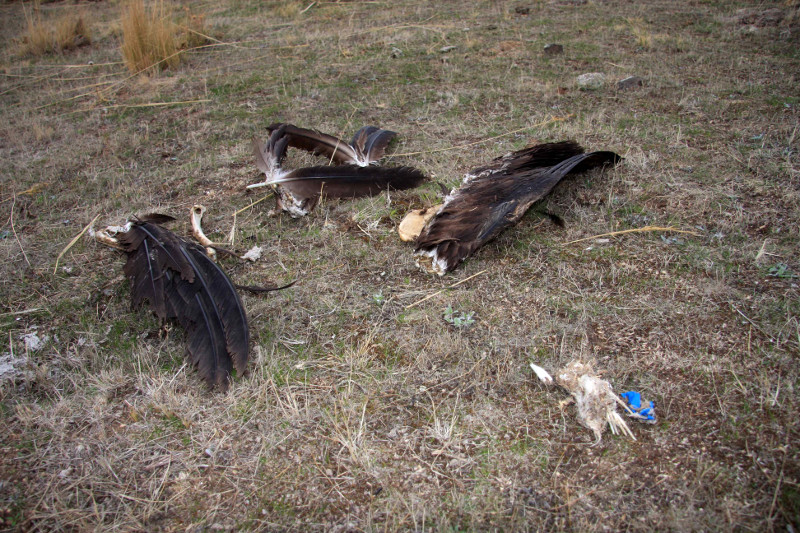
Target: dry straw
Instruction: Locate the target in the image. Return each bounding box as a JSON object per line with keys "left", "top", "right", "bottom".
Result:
{"left": 120, "top": 1, "right": 212, "bottom": 74}
{"left": 121, "top": 0, "right": 180, "bottom": 74}
{"left": 18, "top": 4, "right": 91, "bottom": 57}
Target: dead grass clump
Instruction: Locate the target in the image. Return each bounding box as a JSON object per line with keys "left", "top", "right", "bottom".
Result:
{"left": 18, "top": 7, "right": 91, "bottom": 57}
{"left": 121, "top": 1, "right": 213, "bottom": 74}
{"left": 175, "top": 7, "right": 212, "bottom": 50}
{"left": 54, "top": 12, "right": 91, "bottom": 51}
{"left": 121, "top": 0, "right": 180, "bottom": 74}
{"left": 626, "top": 17, "right": 653, "bottom": 49}
{"left": 274, "top": 2, "right": 302, "bottom": 18}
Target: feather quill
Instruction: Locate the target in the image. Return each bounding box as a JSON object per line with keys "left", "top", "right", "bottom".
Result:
{"left": 116, "top": 217, "right": 249, "bottom": 390}
{"left": 415, "top": 142, "right": 622, "bottom": 275}
{"left": 267, "top": 123, "right": 397, "bottom": 166}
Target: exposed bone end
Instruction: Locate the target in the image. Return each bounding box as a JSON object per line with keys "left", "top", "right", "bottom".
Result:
{"left": 91, "top": 222, "right": 132, "bottom": 250}
{"left": 398, "top": 205, "right": 442, "bottom": 242}
{"left": 190, "top": 204, "right": 216, "bottom": 259}
{"left": 92, "top": 228, "right": 123, "bottom": 250}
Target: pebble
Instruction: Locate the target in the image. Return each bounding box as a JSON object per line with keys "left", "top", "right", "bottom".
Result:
{"left": 543, "top": 43, "right": 563, "bottom": 55}
{"left": 617, "top": 76, "right": 644, "bottom": 90}
{"left": 576, "top": 72, "right": 606, "bottom": 90}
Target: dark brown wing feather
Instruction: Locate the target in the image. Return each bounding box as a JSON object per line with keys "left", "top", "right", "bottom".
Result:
{"left": 117, "top": 219, "right": 249, "bottom": 390}
{"left": 350, "top": 126, "right": 397, "bottom": 164}
{"left": 415, "top": 147, "right": 621, "bottom": 274}
{"left": 267, "top": 122, "right": 357, "bottom": 164}
{"left": 275, "top": 164, "right": 427, "bottom": 203}
{"left": 467, "top": 140, "right": 585, "bottom": 178}
{"left": 253, "top": 126, "right": 289, "bottom": 178}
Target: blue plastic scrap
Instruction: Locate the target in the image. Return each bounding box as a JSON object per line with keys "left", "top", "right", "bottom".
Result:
{"left": 620, "top": 391, "right": 656, "bottom": 423}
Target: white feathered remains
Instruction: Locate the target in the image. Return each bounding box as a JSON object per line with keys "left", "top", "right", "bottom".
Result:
{"left": 531, "top": 360, "right": 635, "bottom": 445}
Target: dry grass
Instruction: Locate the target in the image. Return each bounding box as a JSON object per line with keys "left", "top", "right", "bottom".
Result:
{"left": 120, "top": 1, "right": 212, "bottom": 75}
{"left": 120, "top": 0, "right": 180, "bottom": 74}
{"left": 1, "top": 0, "right": 799, "bottom": 531}
{"left": 17, "top": 5, "right": 91, "bottom": 57}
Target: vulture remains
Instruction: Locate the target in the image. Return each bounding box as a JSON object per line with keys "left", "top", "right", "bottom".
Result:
{"left": 250, "top": 125, "right": 427, "bottom": 217}
{"left": 530, "top": 360, "right": 637, "bottom": 445}
{"left": 266, "top": 122, "right": 396, "bottom": 166}
{"left": 96, "top": 214, "right": 250, "bottom": 391}
{"left": 414, "top": 141, "right": 622, "bottom": 275}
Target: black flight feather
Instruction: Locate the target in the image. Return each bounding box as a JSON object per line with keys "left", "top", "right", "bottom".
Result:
{"left": 267, "top": 122, "right": 397, "bottom": 166}
{"left": 269, "top": 164, "right": 427, "bottom": 217}
{"left": 252, "top": 126, "right": 289, "bottom": 180}
{"left": 117, "top": 218, "right": 250, "bottom": 390}
{"left": 267, "top": 123, "right": 358, "bottom": 165}
{"left": 414, "top": 142, "right": 622, "bottom": 275}
{"left": 466, "top": 140, "right": 585, "bottom": 178}
{"left": 275, "top": 165, "right": 427, "bottom": 199}
{"left": 252, "top": 127, "right": 423, "bottom": 217}
{"left": 350, "top": 126, "right": 397, "bottom": 164}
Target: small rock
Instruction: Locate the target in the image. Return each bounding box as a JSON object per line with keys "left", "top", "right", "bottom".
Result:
{"left": 576, "top": 72, "right": 606, "bottom": 90}
{"left": 543, "top": 43, "right": 563, "bottom": 56}
{"left": 390, "top": 47, "right": 402, "bottom": 58}
{"left": 439, "top": 45, "right": 457, "bottom": 53}
{"left": 617, "top": 75, "right": 644, "bottom": 90}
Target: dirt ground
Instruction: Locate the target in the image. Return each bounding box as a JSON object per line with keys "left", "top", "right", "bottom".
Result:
{"left": 1, "top": 0, "right": 798, "bottom": 531}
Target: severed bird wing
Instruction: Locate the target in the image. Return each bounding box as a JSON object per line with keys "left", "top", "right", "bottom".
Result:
{"left": 415, "top": 144, "right": 621, "bottom": 275}
{"left": 117, "top": 218, "right": 249, "bottom": 390}
{"left": 466, "top": 140, "right": 585, "bottom": 179}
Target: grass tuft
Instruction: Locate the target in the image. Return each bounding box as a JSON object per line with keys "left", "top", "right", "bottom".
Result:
{"left": 120, "top": 1, "right": 213, "bottom": 75}
{"left": 120, "top": 0, "right": 180, "bottom": 74}
{"left": 17, "top": 5, "right": 91, "bottom": 57}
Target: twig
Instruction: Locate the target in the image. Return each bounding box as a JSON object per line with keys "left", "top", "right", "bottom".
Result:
{"left": 550, "top": 487, "right": 600, "bottom": 511}
{"left": 562, "top": 225, "right": 700, "bottom": 245}
{"left": 10, "top": 195, "right": 31, "bottom": 269}
{"left": 0, "top": 308, "right": 43, "bottom": 317}
{"left": 54, "top": 214, "right": 101, "bottom": 274}
{"left": 405, "top": 269, "right": 488, "bottom": 309}
{"left": 227, "top": 192, "right": 277, "bottom": 245}
{"left": 62, "top": 99, "right": 211, "bottom": 117}
{"left": 300, "top": 2, "right": 316, "bottom": 14}
{"left": 731, "top": 305, "right": 777, "bottom": 344}
{"left": 768, "top": 435, "right": 789, "bottom": 527}
{"left": 233, "top": 192, "right": 275, "bottom": 216}
{"left": 9, "top": 61, "right": 124, "bottom": 69}
{"left": 389, "top": 115, "right": 572, "bottom": 158}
